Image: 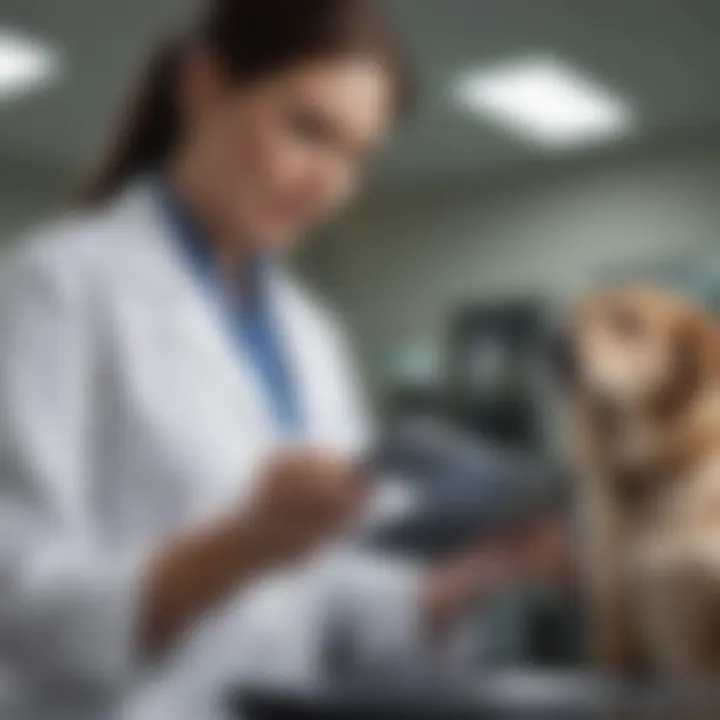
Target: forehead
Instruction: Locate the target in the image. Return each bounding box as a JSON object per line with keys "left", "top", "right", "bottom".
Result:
{"left": 269, "top": 57, "right": 394, "bottom": 133}
{"left": 574, "top": 287, "right": 690, "bottom": 328}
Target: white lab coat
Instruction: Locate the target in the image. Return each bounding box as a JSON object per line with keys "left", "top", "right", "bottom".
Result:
{"left": 0, "top": 181, "right": 427, "bottom": 720}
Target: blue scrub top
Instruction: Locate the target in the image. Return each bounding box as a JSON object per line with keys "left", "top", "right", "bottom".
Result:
{"left": 155, "top": 177, "right": 303, "bottom": 435}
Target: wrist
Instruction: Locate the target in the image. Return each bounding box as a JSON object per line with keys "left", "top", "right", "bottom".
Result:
{"left": 421, "top": 562, "right": 478, "bottom": 637}
{"left": 222, "top": 509, "right": 278, "bottom": 574}
{"left": 422, "top": 548, "right": 519, "bottom": 634}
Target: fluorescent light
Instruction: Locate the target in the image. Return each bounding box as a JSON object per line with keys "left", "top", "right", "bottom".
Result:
{"left": 0, "top": 29, "right": 61, "bottom": 101}
{"left": 455, "top": 55, "right": 635, "bottom": 149}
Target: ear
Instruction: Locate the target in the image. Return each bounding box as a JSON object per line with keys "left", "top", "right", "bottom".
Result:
{"left": 654, "top": 314, "right": 720, "bottom": 418}
{"left": 655, "top": 317, "right": 714, "bottom": 419}
{"left": 691, "top": 313, "right": 720, "bottom": 386}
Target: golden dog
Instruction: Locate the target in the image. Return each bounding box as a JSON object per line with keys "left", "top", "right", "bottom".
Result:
{"left": 554, "top": 286, "right": 720, "bottom": 679}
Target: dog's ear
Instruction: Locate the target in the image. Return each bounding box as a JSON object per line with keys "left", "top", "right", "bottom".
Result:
{"left": 654, "top": 313, "right": 720, "bottom": 418}
{"left": 691, "top": 313, "right": 720, "bottom": 385}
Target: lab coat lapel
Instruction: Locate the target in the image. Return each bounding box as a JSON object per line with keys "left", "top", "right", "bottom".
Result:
{"left": 109, "top": 181, "right": 283, "bottom": 447}
{"left": 271, "top": 273, "right": 364, "bottom": 453}
{"left": 109, "top": 180, "right": 360, "bottom": 453}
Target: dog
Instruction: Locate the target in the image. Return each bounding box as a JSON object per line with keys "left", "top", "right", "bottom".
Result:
{"left": 552, "top": 285, "right": 720, "bottom": 679}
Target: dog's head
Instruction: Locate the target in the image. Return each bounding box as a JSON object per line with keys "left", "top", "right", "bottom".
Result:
{"left": 551, "top": 286, "right": 720, "bottom": 483}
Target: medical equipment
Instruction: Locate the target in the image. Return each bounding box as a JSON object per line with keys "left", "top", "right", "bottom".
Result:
{"left": 360, "top": 417, "right": 565, "bottom": 559}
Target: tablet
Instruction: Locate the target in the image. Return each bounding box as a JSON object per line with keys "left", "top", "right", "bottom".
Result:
{"left": 361, "top": 418, "right": 565, "bottom": 559}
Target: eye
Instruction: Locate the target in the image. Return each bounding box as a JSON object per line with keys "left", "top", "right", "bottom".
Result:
{"left": 285, "top": 105, "right": 337, "bottom": 147}
{"left": 610, "top": 306, "right": 643, "bottom": 339}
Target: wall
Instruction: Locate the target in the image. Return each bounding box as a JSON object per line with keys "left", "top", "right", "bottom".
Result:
{"left": 0, "top": 155, "right": 72, "bottom": 242}
{"left": 297, "top": 135, "right": 720, "bottom": 391}
{"left": 3, "top": 138, "right": 720, "bottom": 396}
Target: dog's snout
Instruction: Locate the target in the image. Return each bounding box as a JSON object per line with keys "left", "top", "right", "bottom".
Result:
{"left": 548, "top": 329, "right": 578, "bottom": 386}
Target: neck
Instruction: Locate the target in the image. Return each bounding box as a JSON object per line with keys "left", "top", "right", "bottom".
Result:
{"left": 608, "top": 396, "right": 720, "bottom": 516}
{"left": 165, "top": 155, "right": 250, "bottom": 277}
{"left": 660, "top": 393, "right": 720, "bottom": 476}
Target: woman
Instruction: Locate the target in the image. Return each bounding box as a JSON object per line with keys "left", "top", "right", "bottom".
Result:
{"left": 0, "top": 1, "right": 557, "bottom": 718}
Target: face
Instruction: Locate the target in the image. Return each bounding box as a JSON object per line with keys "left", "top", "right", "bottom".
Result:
{"left": 569, "top": 289, "right": 686, "bottom": 410}
{"left": 552, "top": 287, "right": 720, "bottom": 501}
{"left": 553, "top": 287, "right": 714, "bottom": 432}
{"left": 176, "top": 52, "right": 395, "bottom": 249}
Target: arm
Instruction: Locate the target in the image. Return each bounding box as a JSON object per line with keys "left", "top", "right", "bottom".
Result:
{"left": 143, "top": 448, "right": 364, "bottom": 656}
{"left": 0, "top": 249, "right": 145, "bottom": 690}
{"left": 244, "top": 539, "right": 529, "bottom": 684}
{"left": 141, "top": 512, "right": 267, "bottom": 656}
{"left": 577, "top": 482, "right": 645, "bottom": 673}
{"left": 289, "top": 313, "right": 528, "bottom": 673}
{"left": 631, "top": 519, "right": 720, "bottom": 674}
{"left": 0, "top": 250, "right": 359, "bottom": 692}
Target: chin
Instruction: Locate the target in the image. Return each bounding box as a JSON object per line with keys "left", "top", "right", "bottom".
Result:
{"left": 235, "top": 219, "right": 299, "bottom": 252}
{"left": 259, "top": 228, "right": 302, "bottom": 251}
{"left": 262, "top": 217, "right": 316, "bottom": 249}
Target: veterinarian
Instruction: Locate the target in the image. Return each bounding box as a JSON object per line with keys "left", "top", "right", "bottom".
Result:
{"left": 0, "top": 2, "right": 564, "bottom": 718}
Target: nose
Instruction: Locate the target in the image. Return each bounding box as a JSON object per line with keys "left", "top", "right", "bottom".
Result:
{"left": 547, "top": 328, "right": 578, "bottom": 387}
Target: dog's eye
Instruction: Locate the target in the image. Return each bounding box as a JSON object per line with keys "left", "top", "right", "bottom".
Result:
{"left": 610, "top": 307, "right": 643, "bottom": 339}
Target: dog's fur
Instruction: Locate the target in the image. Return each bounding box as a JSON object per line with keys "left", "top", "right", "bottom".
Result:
{"left": 558, "top": 286, "right": 720, "bottom": 678}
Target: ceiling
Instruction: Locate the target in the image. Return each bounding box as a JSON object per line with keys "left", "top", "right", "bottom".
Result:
{"left": 1, "top": 0, "right": 720, "bottom": 187}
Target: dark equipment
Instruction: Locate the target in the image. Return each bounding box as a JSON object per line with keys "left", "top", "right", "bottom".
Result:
{"left": 351, "top": 419, "right": 583, "bottom": 672}
{"left": 359, "top": 417, "right": 566, "bottom": 560}
{"left": 234, "top": 672, "right": 720, "bottom": 719}
{"left": 446, "top": 300, "right": 546, "bottom": 452}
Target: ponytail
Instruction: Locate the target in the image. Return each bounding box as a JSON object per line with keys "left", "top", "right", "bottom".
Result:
{"left": 81, "top": 39, "right": 186, "bottom": 205}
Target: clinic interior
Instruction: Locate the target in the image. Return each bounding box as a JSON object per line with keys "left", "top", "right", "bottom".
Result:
{"left": 2, "top": 0, "right": 720, "bottom": 672}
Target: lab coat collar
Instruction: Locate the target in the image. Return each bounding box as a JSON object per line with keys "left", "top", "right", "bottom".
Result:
{"left": 150, "top": 174, "right": 272, "bottom": 316}
{"left": 107, "top": 178, "right": 286, "bottom": 441}
{"left": 104, "top": 177, "right": 282, "bottom": 307}
{"left": 104, "top": 177, "right": 334, "bottom": 448}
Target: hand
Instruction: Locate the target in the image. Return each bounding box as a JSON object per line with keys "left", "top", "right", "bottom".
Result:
{"left": 142, "top": 448, "right": 366, "bottom": 655}
{"left": 516, "top": 517, "right": 576, "bottom": 589}
{"left": 240, "top": 449, "right": 367, "bottom": 566}
{"left": 421, "top": 520, "right": 575, "bottom": 636}
{"left": 422, "top": 535, "right": 530, "bottom": 635}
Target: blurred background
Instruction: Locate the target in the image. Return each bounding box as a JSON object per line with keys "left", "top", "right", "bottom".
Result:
{"left": 2, "top": 0, "right": 720, "bottom": 670}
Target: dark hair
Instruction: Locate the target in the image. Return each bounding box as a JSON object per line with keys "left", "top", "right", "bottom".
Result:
{"left": 82, "top": 0, "right": 414, "bottom": 205}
